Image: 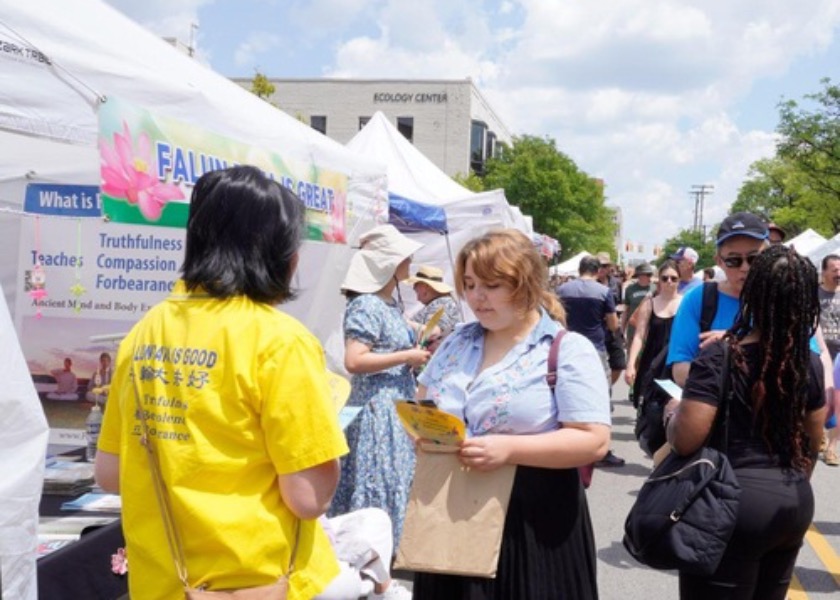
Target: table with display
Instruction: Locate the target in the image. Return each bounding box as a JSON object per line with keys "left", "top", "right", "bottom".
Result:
{"left": 37, "top": 450, "right": 127, "bottom": 600}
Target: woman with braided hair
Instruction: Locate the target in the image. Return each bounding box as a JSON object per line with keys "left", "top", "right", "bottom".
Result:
{"left": 665, "top": 244, "right": 827, "bottom": 600}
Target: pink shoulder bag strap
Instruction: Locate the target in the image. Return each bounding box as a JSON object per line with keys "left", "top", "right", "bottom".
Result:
{"left": 547, "top": 330, "right": 595, "bottom": 489}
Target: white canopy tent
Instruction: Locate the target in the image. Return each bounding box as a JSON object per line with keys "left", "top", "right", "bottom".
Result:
{"left": 346, "top": 111, "right": 531, "bottom": 317}
{"left": 806, "top": 233, "right": 840, "bottom": 267}
{"left": 785, "top": 228, "right": 827, "bottom": 257}
{"left": 0, "top": 0, "right": 390, "bottom": 362}
{"left": 549, "top": 251, "right": 591, "bottom": 277}
{"left": 0, "top": 284, "right": 49, "bottom": 600}
{"left": 0, "top": 2, "right": 388, "bottom": 596}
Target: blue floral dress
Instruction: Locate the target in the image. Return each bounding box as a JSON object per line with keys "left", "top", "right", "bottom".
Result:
{"left": 329, "top": 294, "right": 417, "bottom": 545}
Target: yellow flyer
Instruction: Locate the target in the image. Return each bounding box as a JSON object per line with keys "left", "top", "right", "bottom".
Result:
{"left": 395, "top": 401, "right": 465, "bottom": 451}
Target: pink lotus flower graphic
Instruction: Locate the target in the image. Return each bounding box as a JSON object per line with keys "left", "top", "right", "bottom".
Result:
{"left": 323, "top": 189, "right": 347, "bottom": 243}
{"left": 100, "top": 122, "right": 184, "bottom": 221}
{"left": 110, "top": 547, "right": 128, "bottom": 575}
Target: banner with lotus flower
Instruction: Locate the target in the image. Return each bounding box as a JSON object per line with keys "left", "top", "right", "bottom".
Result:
{"left": 98, "top": 96, "right": 348, "bottom": 243}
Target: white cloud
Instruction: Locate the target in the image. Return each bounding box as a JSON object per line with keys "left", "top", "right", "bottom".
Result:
{"left": 287, "top": 0, "right": 374, "bottom": 33}
{"left": 329, "top": 31, "right": 500, "bottom": 82}
{"left": 103, "top": 0, "right": 840, "bottom": 250}
{"left": 234, "top": 31, "right": 283, "bottom": 68}
{"left": 105, "top": 0, "right": 207, "bottom": 44}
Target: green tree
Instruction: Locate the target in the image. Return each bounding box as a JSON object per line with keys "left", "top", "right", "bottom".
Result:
{"left": 732, "top": 157, "right": 794, "bottom": 218}
{"left": 481, "top": 135, "right": 615, "bottom": 259}
{"left": 250, "top": 70, "right": 277, "bottom": 103}
{"left": 773, "top": 78, "right": 840, "bottom": 234}
{"left": 452, "top": 171, "right": 485, "bottom": 193}
{"left": 657, "top": 229, "right": 716, "bottom": 270}
{"left": 733, "top": 79, "right": 840, "bottom": 237}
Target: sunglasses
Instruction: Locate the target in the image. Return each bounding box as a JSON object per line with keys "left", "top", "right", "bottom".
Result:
{"left": 659, "top": 275, "right": 679, "bottom": 283}
{"left": 721, "top": 254, "right": 758, "bottom": 269}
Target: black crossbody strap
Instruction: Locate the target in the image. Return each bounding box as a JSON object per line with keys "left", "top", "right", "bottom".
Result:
{"left": 713, "top": 343, "right": 732, "bottom": 453}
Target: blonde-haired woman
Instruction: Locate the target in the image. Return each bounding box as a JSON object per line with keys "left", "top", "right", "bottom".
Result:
{"left": 413, "top": 229, "right": 610, "bottom": 599}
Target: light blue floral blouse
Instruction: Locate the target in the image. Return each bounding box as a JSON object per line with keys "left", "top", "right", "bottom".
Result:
{"left": 418, "top": 309, "right": 611, "bottom": 437}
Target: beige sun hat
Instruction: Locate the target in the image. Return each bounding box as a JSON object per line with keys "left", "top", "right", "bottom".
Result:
{"left": 405, "top": 265, "right": 453, "bottom": 294}
{"left": 596, "top": 251, "right": 612, "bottom": 265}
{"left": 340, "top": 224, "right": 423, "bottom": 294}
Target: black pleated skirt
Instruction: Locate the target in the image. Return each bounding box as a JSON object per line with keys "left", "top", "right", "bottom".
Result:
{"left": 413, "top": 465, "right": 599, "bottom": 600}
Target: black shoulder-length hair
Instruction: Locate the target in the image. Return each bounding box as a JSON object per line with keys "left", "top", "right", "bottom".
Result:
{"left": 181, "top": 165, "right": 305, "bottom": 304}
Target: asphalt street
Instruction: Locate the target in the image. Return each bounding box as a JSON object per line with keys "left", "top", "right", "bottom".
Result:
{"left": 393, "top": 380, "right": 840, "bottom": 599}
{"left": 588, "top": 381, "right": 840, "bottom": 600}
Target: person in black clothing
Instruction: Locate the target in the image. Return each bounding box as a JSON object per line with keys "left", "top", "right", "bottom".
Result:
{"left": 625, "top": 261, "right": 682, "bottom": 410}
{"left": 596, "top": 252, "right": 626, "bottom": 387}
{"left": 665, "top": 245, "right": 826, "bottom": 599}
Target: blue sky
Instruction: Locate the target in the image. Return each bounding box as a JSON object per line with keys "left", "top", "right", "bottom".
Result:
{"left": 104, "top": 0, "right": 840, "bottom": 259}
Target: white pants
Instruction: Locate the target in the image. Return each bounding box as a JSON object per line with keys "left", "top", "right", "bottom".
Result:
{"left": 315, "top": 508, "right": 394, "bottom": 600}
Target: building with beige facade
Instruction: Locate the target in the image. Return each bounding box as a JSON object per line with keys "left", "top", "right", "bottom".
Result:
{"left": 231, "top": 77, "right": 512, "bottom": 177}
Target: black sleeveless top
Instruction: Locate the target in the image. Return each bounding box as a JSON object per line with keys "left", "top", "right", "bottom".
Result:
{"left": 636, "top": 300, "right": 674, "bottom": 379}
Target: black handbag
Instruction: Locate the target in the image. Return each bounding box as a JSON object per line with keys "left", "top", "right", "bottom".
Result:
{"left": 623, "top": 344, "right": 741, "bottom": 576}
{"left": 634, "top": 284, "right": 719, "bottom": 457}
{"left": 633, "top": 344, "right": 668, "bottom": 456}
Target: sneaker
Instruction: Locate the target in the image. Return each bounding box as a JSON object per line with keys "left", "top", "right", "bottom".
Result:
{"left": 369, "top": 580, "right": 412, "bottom": 600}
{"left": 595, "top": 450, "right": 626, "bottom": 468}
{"left": 824, "top": 448, "right": 839, "bottom": 467}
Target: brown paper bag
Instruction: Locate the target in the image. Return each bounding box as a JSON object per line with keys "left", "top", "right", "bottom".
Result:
{"left": 394, "top": 452, "right": 517, "bottom": 578}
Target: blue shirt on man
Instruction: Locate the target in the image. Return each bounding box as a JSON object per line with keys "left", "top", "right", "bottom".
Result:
{"left": 666, "top": 284, "right": 739, "bottom": 366}
{"left": 556, "top": 278, "right": 615, "bottom": 352}
{"left": 667, "top": 282, "right": 820, "bottom": 366}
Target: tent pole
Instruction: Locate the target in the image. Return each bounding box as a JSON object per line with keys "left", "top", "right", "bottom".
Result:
{"left": 442, "top": 231, "right": 466, "bottom": 321}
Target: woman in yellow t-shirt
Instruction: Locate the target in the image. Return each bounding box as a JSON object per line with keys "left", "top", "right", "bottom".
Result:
{"left": 95, "top": 166, "right": 348, "bottom": 600}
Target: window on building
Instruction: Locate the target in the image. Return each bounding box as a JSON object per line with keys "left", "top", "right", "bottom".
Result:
{"left": 359, "top": 116, "right": 371, "bottom": 130}
{"left": 310, "top": 115, "right": 327, "bottom": 135}
{"left": 470, "top": 120, "right": 488, "bottom": 174}
{"left": 486, "top": 131, "right": 497, "bottom": 161}
{"left": 397, "top": 117, "right": 414, "bottom": 143}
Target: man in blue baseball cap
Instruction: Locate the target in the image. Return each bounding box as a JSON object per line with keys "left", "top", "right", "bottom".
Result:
{"left": 667, "top": 212, "right": 770, "bottom": 387}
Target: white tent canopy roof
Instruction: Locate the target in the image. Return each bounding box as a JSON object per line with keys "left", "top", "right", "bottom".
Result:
{"left": 549, "top": 251, "right": 591, "bottom": 276}
{"left": 347, "top": 111, "right": 534, "bottom": 319}
{"left": 0, "top": 0, "right": 387, "bottom": 337}
{"left": 785, "top": 228, "right": 827, "bottom": 257}
{"left": 806, "top": 232, "right": 840, "bottom": 266}
{"left": 0, "top": 1, "right": 382, "bottom": 182}
{"left": 348, "top": 111, "right": 531, "bottom": 233}
{"left": 348, "top": 111, "right": 472, "bottom": 204}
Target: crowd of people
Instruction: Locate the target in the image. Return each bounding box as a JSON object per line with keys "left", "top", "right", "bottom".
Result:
{"left": 91, "top": 165, "right": 834, "bottom": 600}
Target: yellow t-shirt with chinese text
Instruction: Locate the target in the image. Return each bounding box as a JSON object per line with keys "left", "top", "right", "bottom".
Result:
{"left": 99, "top": 281, "right": 348, "bottom": 600}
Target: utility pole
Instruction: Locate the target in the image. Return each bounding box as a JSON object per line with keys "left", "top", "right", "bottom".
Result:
{"left": 690, "top": 184, "right": 714, "bottom": 236}
{"left": 188, "top": 22, "right": 199, "bottom": 57}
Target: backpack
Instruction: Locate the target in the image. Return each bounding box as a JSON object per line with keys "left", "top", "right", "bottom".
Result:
{"left": 547, "top": 329, "right": 595, "bottom": 489}
{"left": 634, "top": 282, "right": 719, "bottom": 456}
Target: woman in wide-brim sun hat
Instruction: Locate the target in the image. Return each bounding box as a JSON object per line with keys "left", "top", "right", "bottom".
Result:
{"left": 330, "top": 224, "right": 430, "bottom": 546}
